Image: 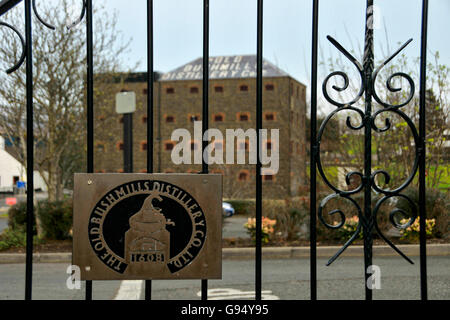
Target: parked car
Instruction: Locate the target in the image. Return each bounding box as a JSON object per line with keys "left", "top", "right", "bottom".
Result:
{"left": 222, "top": 202, "right": 235, "bottom": 217}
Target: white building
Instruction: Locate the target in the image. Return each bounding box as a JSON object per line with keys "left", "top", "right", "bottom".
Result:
{"left": 0, "top": 136, "right": 47, "bottom": 192}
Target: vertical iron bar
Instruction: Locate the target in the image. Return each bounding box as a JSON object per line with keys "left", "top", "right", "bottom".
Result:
{"left": 255, "top": 0, "right": 263, "bottom": 301}
{"left": 145, "top": 0, "right": 154, "bottom": 301}
{"left": 85, "top": 0, "right": 94, "bottom": 301}
{"left": 309, "top": 0, "right": 319, "bottom": 302}
{"left": 362, "top": 0, "right": 374, "bottom": 301}
{"left": 24, "top": 0, "right": 34, "bottom": 301}
{"left": 201, "top": 0, "right": 209, "bottom": 300}
{"left": 418, "top": 0, "right": 428, "bottom": 301}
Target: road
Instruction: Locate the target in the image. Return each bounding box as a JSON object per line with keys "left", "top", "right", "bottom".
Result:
{"left": 0, "top": 256, "right": 448, "bottom": 300}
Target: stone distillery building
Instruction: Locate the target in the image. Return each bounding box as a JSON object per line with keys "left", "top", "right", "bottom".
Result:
{"left": 94, "top": 55, "right": 307, "bottom": 199}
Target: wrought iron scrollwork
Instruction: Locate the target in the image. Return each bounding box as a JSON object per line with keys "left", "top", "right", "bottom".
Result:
{"left": 317, "top": 31, "right": 419, "bottom": 266}
{"left": 32, "top": 0, "right": 87, "bottom": 30}
{"left": 1, "top": 0, "right": 87, "bottom": 74}
{"left": 0, "top": 21, "right": 26, "bottom": 74}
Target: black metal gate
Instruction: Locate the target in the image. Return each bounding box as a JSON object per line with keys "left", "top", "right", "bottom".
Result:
{"left": 0, "top": 0, "right": 430, "bottom": 301}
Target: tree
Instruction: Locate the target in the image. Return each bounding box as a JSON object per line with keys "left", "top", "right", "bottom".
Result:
{"left": 0, "top": 1, "right": 131, "bottom": 201}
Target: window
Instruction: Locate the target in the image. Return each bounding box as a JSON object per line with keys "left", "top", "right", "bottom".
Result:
{"left": 165, "top": 115, "right": 175, "bottom": 123}
{"left": 237, "top": 112, "right": 250, "bottom": 122}
{"left": 190, "top": 141, "right": 199, "bottom": 151}
{"left": 214, "top": 86, "right": 224, "bottom": 93}
{"left": 164, "top": 142, "right": 174, "bottom": 151}
{"left": 189, "top": 114, "right": 200, "bottom": 122}
{"left": 238, "top": 170, "right": 250, "bottom": 181}
{"left": 265, "top": 84, "right": 274, "bottom": 91}
{"left": 239, "top": 84, "right": 248, "bottom": 92}
{"left": 142, "top": 116, "right": 148, "bottom": 124}
{"left": 166, "top": 87, "right": 175, "bottom": 94}
{"left": 213, "top": 113, "right": 224, "bottom": 122}
{"left": 264, "top": 112, "right": 276, "bottom": 121}
{"left": 140, "top": 141, "right": 147, "bottom": 151}
{"left": 117, "top": 141, "right": 124, "bottom": 151}
{"left": 190, "top": 86, "right": 199, "bottom": 93}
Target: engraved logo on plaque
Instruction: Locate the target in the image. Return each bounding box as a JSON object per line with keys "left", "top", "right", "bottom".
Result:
{"left": 87, "top": 180, "right": 207, "bottom": 274}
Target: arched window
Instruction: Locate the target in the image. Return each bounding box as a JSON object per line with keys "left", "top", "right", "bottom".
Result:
{"left": 190, "top": 86, "right": 199, "bottom": 93}
{"left": 238, "top": 170, "right": 250, "bottom": 181}
{"left": 237, "top": 112, "right": 250, "bottom": 122}
{"left": 239, "top": 84, "right": 248, "bottom": 92}
{"left": 213, "top": 113, "right": 225, "bottom": 122}
{"left": 164, "top": 141, "right": 175, "bottom": 151}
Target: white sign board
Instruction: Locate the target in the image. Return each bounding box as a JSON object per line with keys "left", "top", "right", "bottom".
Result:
{"left": 115, "top": 91, "right": 136, "bottom": 114}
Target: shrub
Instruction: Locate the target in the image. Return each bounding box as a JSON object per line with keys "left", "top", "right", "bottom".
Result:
{"left": 396, "top": 187, "right": 449, "bottom": 238}
{"left": 0, "top": 228, "right": 27, "bottom": 251}
{"left": 243, "top": 216, "right": 276, "bottom": 244}
{"left": 336, "top": 215, "right": 363, "bottom": 241}
{"left": 7, "top": 202, "right": 36, "bottom": 234}
{"left": 37, "top": 199, "right": 73, "bottom": 240}
{"left": 0, "top": 227, "right": 42, "bottom": 251}
{"left": 399, "top": 218, "right": 435, "bottom": 240}
{"left": 265, "top": 198, "right": 308, "bottom": 241}
{"left": 225, "top": 199, "right": 255, "bottom": 216}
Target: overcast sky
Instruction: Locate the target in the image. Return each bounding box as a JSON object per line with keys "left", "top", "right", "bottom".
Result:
{"left": 102, "top": 0, "right": 450, "bottom": 89}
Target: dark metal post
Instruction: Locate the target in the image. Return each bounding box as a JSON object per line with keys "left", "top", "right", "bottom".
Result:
{"left": 418, "top": 0, "right": 429, "bottom": 301}
{"left": 24, "top": 0, "right": 34, "bottom": 300}
{"left": 123, "top": 114, "right": 133, "bottom": 173}
{"left": 255, "top": 0, "right": 263, "bottom": 301}
{"left": 309, "top": 0, "right": 319, "bottom": 301}
{"left": 145, "top": 0, "right": 154, "bottom": 301}
{"left": 201, "top": 0, "right": 209, "bottom": 301}
{"left": 362, "top": 0, "right": 374, "bottom": 301}
{"left": 85, "top": 0, "right": 94, "bottom": 301}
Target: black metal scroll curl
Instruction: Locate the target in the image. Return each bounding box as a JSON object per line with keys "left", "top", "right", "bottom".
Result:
{"left": 370, "top": 108, "right": 420, "bottom": 196}
{"left": 316, "top": 106, "right": 365, "bottom": 196}
{"left": 0, "top": 21, "right": 26, "bottom": 74}
{"left": 372, "top": 39, "right": 415, "bottom": 109}
{"left": 322, "top": 36, "right": 365, "bottom": 108}
{"left": 318, "top": 35, "right": 419, "bottom": 266}
{"left": 32, "top": 0, "right": 86, "bottom": 30}
{"left": 318, "top": 194, "right": 363, "bottom": 266}
{"left": 373, "top": 194, "right": 417, "bottom": 264}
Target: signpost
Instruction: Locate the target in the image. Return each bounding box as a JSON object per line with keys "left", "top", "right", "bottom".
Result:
{"left": 116, "top": 91, "right": 136, "bottom": 173}
{"left": 73, "top": 173, "right": 222, "bottom": 280}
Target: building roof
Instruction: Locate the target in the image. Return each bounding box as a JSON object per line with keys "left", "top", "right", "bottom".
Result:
{"left": 160, "top": 55, "right": 290, "bottom": 81}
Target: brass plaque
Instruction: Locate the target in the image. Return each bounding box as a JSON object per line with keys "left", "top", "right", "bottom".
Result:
{"left": 72, "top": 173, "right": 222, "bottom": 280}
